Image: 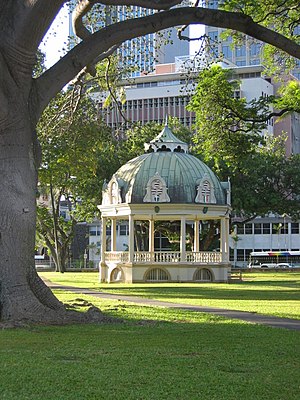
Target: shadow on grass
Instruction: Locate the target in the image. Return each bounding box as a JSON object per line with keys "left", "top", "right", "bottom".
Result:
{"left": 100, "top": 283, "right": 300, "bottom": 302}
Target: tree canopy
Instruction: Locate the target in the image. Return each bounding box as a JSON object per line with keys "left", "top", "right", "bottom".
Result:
{"left": 36, "top": 89, "right": 119, "bottom": 272}
{"left": 188, "top": 65, "right": 300, "bottom": 220}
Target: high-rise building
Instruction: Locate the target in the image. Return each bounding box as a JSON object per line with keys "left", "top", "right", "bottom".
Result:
{"left": 68, "top": 4, "right": 189, "bottom": 76}
{"left": 93, "top": 61, "right": 274, "bottom": 137}
{"left": 204, "top": 0, "right": 300, "bottom": 78}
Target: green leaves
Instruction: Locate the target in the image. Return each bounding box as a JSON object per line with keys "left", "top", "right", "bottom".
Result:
{"left": 188, "top": 65, "right": 300, "bottom": 218}
{"left": 36, "top": 88, "right": 120, "bottom": 269}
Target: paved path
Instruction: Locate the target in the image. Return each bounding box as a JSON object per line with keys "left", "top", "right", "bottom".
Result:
{"left": 45, "top": 281, "right": 300, "bottom": 331}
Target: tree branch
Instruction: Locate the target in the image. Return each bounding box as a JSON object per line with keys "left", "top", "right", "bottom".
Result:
{"left": 14, "top": 0, "right": 66, "bottom": 53}
{"left": 34, "top": 6, "right": 300, "bottom": 116}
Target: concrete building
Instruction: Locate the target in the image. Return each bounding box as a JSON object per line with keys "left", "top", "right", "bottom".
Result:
{"left": 230, "top": 215, "right": 300, "bottom": 268}
{"left": 95, "top": 61, "right": 274, "bottom": 137}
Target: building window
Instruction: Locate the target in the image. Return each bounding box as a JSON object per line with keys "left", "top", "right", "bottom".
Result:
{"left": 237, "top": 225, "right": 244, "bottom": 235}
{"left": 254, "top": 223, "right": 262, "bottom": 234}
{"left": 245, "top": 223, "right": 253, "bottom": 234}
{"left": 291, "top": 223, "right": 299, "bottom": 234}
{"left": 90, "top": 227, "right": 100, "bottom": 236}
{"left": 262, "top": 223, "right": 270, "bottom": 234}
{"left": 208, "top": 31, "right": 218, "bottom": 41}
{"left": 143, "top": 173, "right": 170, "bottom": 203}
{"left": 222, "top": 45, "right": 232, "bottom": 59}
{"left": 194, "top": 268, "right": 213, "bottom": 282}
{"left": 145, "top": 268, "right": 169, "bottom": 281}
{"left": 151, "top": 179, "right": 163, "bottom": 202}
{"left": 235, "top": 46, "right": 246, "bottom": 57}
{"left": 195, "top": 176, "right": 216, "bottom": 204}
{"left": 280, "top": 223, "right": 288, "bottom": 234}
{"left": 201, "top": 180, "right": 211, "bottom": 203}
{"left": 119, "top": 224, "right": 129, "bottom": 236}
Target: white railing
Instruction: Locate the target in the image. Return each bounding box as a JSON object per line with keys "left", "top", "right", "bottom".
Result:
{"left": 134, "top": 251, "right": 181, "bottom": 263}
{"left": 104, "top": 251, "right": 129, "bottom": 263}
{"left": 104, "top": 251, "right": 222, "bottom": 264}
{"left": 186, "top": 251, "right": 222, "bottom": 263}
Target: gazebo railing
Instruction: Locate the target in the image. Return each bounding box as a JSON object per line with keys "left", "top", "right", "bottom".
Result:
{"left": 104, "top": 251, "right": 129, "bottom": 263}
{"left": 186, "top": 251, "right": 222, "bottom": 263}
{"left": 104, "top": 251, "right": 222, "bottom": 264}
{"left": 134, "top": 251, "right": 181, "bottom": 263}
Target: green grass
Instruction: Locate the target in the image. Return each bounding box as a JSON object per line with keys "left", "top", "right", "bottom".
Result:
{"left": 0, "top": 290, "right": 299, "bottom": 400}
{"left": 40, "top": 271, "right": 300, "bottom": 319}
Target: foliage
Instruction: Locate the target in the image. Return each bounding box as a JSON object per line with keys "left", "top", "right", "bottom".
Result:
{"left": 221, "top": 0, "right": 300, "bottom": 77}
{"left": 37, "top": 89, "right": 120, "bottom": 271}
{"left": 187, "top": 66, "right": 300, "bottom": 219}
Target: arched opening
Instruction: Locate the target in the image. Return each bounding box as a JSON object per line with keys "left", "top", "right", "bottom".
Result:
{"left": 145, "top": 267, "right": 170, "bottom": 282}
{"left": 110, "top": 267, "right": 124, "bottom": 282}
{"left": 193, "top": 268, "right": 213, "bottom": 282}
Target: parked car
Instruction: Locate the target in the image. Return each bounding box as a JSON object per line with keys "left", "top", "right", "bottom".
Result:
{"left": 260, "top": 263, "right": 277, "bottom": 269}
{"left": 276, "top": 263, "right": 293, "bottom": 269}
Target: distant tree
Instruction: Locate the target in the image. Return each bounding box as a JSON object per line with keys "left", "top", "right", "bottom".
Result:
{"left": 37, "top": 90, "right": 119, "bottom": 273}
{"left": 188, "top": 66, "right": 300, "bottom": 220}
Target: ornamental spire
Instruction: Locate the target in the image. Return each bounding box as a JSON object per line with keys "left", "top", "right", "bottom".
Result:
{"left": 144, "top": 116, "right": 189, "bottom": 153}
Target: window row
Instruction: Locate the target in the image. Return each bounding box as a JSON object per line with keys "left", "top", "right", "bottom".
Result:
{"left": 236, "top": 222, "right": 299, "bottom": 235}
{"left": 121, "top": 97, "right": 190, "bottom": 110}
{"left": 89, "top": 224, "right": 129, "bottom": 236}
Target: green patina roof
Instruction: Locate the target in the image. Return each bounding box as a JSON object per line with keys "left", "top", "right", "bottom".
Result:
{"left": 115, "top": 151, "right": 226, "bottom": 204}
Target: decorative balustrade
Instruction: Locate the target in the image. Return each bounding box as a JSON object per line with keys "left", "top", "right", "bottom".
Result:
{"left": 186, "top": 251, "right": 222, "bottom": 263}
{"left": 104, "top": 251, "right": 129, "bottom": 263}
{"left": 104, "top": 251, "right": 222, "bottom": 264}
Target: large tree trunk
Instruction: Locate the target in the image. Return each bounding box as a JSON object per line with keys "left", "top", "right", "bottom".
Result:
{"left": 0, "top": 86, "right": 64, "bottom": 322}
{"left": 0, "top": 46, "right": 98, "bottom": 325}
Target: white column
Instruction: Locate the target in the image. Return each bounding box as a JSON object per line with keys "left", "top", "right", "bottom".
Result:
{"left": 180, "top": 216, "right": 186, "bottom": 262}
{"left": 128, "top": 215, "right": 135, "bottom": 263}
{"left": 194, "top": 219, "right": 200, "bottom": 252}
{"left": 221, "top": 217, "right": 230, "bottom": 263}
{"left": 99, "top": 217, "right": 107, "bottom": 282}
{"left": 101, "top": 217, "right": 107, "bottom": 262}
{"left": 149, "top": 219, "right": 155, "bottom": 261}
{"left": 111, "top": 218, "right": 117, "bottom": 252}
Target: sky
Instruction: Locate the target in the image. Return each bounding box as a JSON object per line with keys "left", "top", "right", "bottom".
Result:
{"left": 40, "top": 6, "right": 203, "bottom": 69}
{"left": 39, "top": 5, "right": 69, "bottom": 68}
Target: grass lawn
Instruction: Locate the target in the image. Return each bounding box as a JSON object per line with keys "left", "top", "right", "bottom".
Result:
{"left": 0, "top": 290, "right": 299, "bottom": 400}
{"left": 39, "top": 271, "right": 300, "bottom": 319}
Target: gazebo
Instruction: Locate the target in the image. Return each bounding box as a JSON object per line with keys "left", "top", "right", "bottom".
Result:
{"left": 98, "top": 121, "right": 231, "bottom": 283}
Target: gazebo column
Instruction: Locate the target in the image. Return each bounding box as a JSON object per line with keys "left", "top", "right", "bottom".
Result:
{"left": 128, "top": 215, "right": 135, "bottom": 263}
{"left": 99, "top": 216, "right": 108, "bottom": 282}
{"left": 221, "top": 217, "right": 230, "bottom": 263}
{"left": 180, "top": 216, "right": 186, "bottom": 262}
{"left": 149, "top": 219, "right": 155, "bottom": 262}
{"left": 194, "top": 219, "right": 200, "bottom": 252}
{"left": 111, "top": 218, "right": 117, "bottom": 252}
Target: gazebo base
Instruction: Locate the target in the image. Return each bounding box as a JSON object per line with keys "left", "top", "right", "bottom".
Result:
{"left": 100, "top": 262, "right": 231, "bottom": 283}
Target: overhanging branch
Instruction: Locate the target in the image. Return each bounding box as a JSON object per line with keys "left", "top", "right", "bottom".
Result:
{"left": 34, "top": 6, "right": 300, "bottom": 116}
